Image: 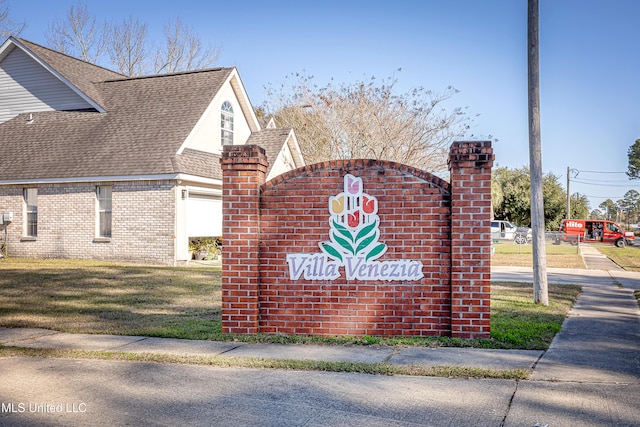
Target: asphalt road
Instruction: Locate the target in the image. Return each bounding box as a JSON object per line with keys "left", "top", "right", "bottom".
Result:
{"left": 1, "top": 357, "right": 520, "bottom": 426}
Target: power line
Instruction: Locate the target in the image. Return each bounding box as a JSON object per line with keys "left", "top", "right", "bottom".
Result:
{"left": 567, "top": 167, "right": 638, "bottom": 209}
{"left": 573, "top": 177, "right": 635, "bottom": 184}
{"left": 572, "top": 179, "right": 638, "bottom": 187}
{"left": 583, "top": 194, "right": 627, "bottom": 200}
{"left": 574, "top": 169, "right": 628, "bottom": 174}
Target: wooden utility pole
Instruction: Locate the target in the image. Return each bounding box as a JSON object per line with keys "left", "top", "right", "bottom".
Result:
{"left": 528, "top": 0, "right": 549, "bottom": 305}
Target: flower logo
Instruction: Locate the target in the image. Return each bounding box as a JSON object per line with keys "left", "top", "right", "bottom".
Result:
{"left": 319, "top": 174, "right": 387, "bottom": 262}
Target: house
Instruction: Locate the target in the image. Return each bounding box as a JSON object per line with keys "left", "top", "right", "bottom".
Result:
{"left": 0, "top": 36, "right": 304, "bottom": 265}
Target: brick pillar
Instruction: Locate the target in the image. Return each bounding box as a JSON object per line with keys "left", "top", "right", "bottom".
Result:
{"left": 448, "top": 141, "right": 494, "bottom": 339}
{"left": 220, "top": 145, "right": 268, "bottom": 334}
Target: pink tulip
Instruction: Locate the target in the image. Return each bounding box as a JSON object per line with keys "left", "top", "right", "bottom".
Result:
{"left": 347, "top": 175, "right": 360, "bottom": 195}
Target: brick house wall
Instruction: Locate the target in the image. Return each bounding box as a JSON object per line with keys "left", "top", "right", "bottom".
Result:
{"left": 0, "top": 180, "right": 175, "bottom": 264}
{"left": 221, "top": 141, "right": 494, "bottom": 339}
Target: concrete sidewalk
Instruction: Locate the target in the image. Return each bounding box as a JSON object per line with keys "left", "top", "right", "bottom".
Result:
{"left": 1, "top": 266, "right": 639, "bottom": 426}
{"left": 578, "top": 243, "right": 624, "bottom": 270}
{"left": 0, "top": 327, "right": 542, "bottom": 372}
{"left": 500, "top": 265, "right": 640, "bottom": 425}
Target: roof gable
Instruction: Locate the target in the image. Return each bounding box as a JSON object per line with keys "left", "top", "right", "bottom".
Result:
{"left": 178, "top": 68, "right": 260, "bottom": 155}
{"left": 1, "top": 37, "right": 124, "bottom": 113}
{"left": 0, "top": 46, "right": 95, "bottom": 123}
{"left": 246, "top": 128, "right": 306, "bottom": 180}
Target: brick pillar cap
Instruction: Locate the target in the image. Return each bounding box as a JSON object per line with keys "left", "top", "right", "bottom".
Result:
{"left": 448, "top": 141, "right": 494, "bottom": 168}
{"left": 220, "top": 144, "right": 269, "bottom": 169}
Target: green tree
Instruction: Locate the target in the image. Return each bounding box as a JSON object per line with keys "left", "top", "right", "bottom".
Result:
{"left": 599, "top": 199, "right": 618, "bottom": 221}
{"left": 542, "top": 174, "right": 568, "bottom": 230}
{"left": 492, "top": 167, "right": 531, "bottom": 225}
{"left": 569, "top": 193, "right": 590, "bottom": 220}
{"left": 590, "top": 209, "right": 603, "bottom": 220}
{"left": 617, "top": 189, "right": 640, "bottom": 227}
{"left": 491, "top": 166, "right": 568, "bottom": 230}
{"left": 627, "top": 139, "right": 640, "bottom": 179}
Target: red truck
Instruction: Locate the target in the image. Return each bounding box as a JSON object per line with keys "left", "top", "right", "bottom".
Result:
{"left": 557, "top": 219, "right": 635, "bottom": 247}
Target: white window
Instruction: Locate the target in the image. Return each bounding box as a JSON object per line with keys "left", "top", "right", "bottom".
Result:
{"left": 221, "top": 101, "right": 234, "bottom": 147}
{"left": 24, "top": 188, "right": 37, "bottom": 237}
{"left": 97, "top": 186, "right": 112, "bottom": 238}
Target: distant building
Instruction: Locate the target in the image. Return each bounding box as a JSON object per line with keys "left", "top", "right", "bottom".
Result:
{"left": 0, "top": 37, "right": 304, "bottom": 264}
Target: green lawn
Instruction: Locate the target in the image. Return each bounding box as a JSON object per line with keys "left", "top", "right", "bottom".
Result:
{"left": 0, "top": 258, "right": 221, "bottom": 339}
{"left": 492, "top": 243, "right": 585, "bottom": 269}
{"left": 597, "top": 246, "right": 640, "bottom": 272}
{"left": 490, "top": 282, "right": 580, "bottom": 349}
{"left": 0, "top": 258, "right": 581, "bottom": 350}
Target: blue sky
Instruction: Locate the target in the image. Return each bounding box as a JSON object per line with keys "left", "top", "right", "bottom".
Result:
{"left": 6, "top": 0, "right": 640, "bottom": 211}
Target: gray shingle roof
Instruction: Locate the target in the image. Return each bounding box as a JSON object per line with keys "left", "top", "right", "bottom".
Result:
{"left": 0, "top": 67, "right": 233, "bottom": 181}
{"left": 174, "top": 149, "right": 223, "bottom": 180}
{"left": 246, "top": 128, "right": 295, "bottom": 169}
{"left": 15, "top": 38, "right": 124, "bottom": 110}
{"left": 0, "top": 38, "right": 301, "bottom": 183}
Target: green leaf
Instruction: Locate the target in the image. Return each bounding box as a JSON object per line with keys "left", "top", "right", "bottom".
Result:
{"left": 332, "top": 220, "right": 354, "bottom": 242}
{"left": 332, "top": 232, "right": 355, "bottom": 254}
{"left": 366, "top": 243, "right": 387, "bottom": 261}
{"left": 355, "top": 220, "right": 377, "bottom": 242}
{"left": 320, "top": 242, "right": 343, "bottom": 262}
{"left": 356, "top": 231, "right": 377, "bottom": 254}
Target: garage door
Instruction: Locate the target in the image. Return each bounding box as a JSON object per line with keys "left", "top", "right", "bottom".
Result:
{"left": 186, "top": 192, "right": 222, "bottom": 237}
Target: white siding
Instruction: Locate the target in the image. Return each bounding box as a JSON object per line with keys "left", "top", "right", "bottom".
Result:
{"left": 267, "top": 142, "right": 298, "bottom": 181}
{"left": 183, "top": 81, "right": 253, "bottom": 154}
{"left": 0, "top": 47, "right": 92, "bottom": 123}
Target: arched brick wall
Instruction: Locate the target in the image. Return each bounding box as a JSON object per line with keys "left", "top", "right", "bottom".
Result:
{"left": 220, "top": 141, "right": 493, "bottom": 338}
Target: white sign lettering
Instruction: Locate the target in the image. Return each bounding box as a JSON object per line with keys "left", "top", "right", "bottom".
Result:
{"left": 286, "top": 174, "right": 424, "bottom": 282}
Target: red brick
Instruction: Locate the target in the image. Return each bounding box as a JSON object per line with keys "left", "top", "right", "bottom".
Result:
{"left": 222, "top": 142, "right": 492, "bottom": 338}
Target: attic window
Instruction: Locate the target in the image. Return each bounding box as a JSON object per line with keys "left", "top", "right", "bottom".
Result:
{"left": 221, "top": 101, "right": 234, "bottom": 147}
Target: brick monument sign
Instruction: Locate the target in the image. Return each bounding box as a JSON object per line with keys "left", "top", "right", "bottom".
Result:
{"left": 220, "top": 141, "right": 494, "bottom": 339}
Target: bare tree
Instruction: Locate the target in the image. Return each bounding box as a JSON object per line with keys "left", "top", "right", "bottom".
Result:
{"left": 153, "top": 17, "right": 221, "bottom": 74}
{"left": 0, "top": 0, "right": 25, "bottom": 38}
{"left": 105, "top": 17, "right": 149, "bottom": 76}
{"left": 264, "top": 71, "right": 473, "bottom": 173}
{"left": 43, "top": 4, "right": 221, "bottom": 75}
{"left": 44, "top": 3, "right": 106, "bottom": 63}
{"left": 528, "top": 0, "right": 548, "bottom": 305}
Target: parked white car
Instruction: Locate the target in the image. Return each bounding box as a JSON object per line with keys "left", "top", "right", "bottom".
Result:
{"left": 491, "top": 220, "right": 532, "bottom": 244}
